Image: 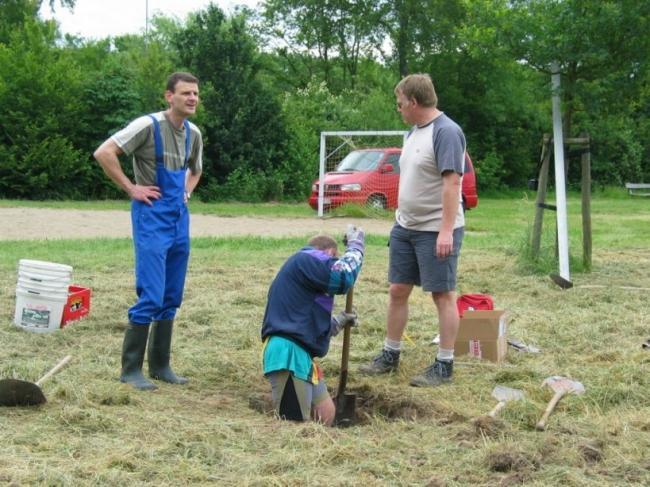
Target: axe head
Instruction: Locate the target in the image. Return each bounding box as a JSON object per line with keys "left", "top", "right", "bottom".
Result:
{"left": 542, "top": 376, "right": 585, "bottom": 395}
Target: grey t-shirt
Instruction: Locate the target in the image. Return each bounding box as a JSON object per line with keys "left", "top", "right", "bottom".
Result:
{"left": 396, "top": 112, "right": 466, "bottom": 232}
{"left": 111, "top": 111, "right": 203, "bottom": 186}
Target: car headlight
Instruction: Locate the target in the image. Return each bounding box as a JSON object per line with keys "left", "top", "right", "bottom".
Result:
{"left": 340, "top": 183, "right": 362, "bottom": 191}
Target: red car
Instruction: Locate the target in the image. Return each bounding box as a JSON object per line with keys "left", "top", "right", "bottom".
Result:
{"left": 308, "top": 148, "right": 478, "bottom": 211}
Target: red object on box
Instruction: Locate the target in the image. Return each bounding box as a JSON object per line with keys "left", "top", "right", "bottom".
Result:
{"left": 456, "top": 294, "right": 494, "bottom": 318}
{"left": 61, "top": 285, "right": 91, "bottom": 327}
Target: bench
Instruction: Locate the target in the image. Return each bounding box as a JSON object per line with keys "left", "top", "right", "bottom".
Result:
{"left": 625, "top": 183, "right": 650, "bottom": 196}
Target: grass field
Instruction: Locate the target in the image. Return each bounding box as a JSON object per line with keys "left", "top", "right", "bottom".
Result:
{"left": 1, "top": 195, "right": 649, "bottom": 486}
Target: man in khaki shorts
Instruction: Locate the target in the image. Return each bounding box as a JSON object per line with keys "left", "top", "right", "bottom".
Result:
{"left": 359, "top": 73, "right": 466, "bottom": 387}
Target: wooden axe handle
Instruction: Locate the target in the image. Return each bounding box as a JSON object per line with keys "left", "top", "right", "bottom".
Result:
{"left": 36, "top": 355, "right": 72, "bottom": 387}
{"left": 535, "top": 389, "right": 565, "bottom": 431}
{"left": 488, "top": 401, "right": 506, "bottom": 418}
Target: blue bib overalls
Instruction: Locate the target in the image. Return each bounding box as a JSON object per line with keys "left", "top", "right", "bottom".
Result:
{"left": 128, "top": 116, "right": 191, "bottom": 325}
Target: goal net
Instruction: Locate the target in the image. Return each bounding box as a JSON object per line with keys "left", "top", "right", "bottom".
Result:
{"left": 314, "top": 131, "right": 408, "bottom": 217}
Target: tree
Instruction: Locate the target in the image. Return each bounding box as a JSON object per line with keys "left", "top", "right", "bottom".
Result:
{"left": 0, "top": 18, "right": 89, "bottom": 199}
{"left": 174, "top": 5, "right": 290, "bottom": 201}
{"left": 260, "top": 0, "right": 385, "bottom": 90}
{"left": 502, "top": 0, "right": 650, "bottom": 184}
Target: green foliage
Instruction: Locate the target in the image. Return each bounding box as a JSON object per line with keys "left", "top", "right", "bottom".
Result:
{"left": 580, "top": 116, "right": 643, "bottom": 187}
{"left": 260, "top": 0, "right": 387, "bottom": 90}
{"left": 475, "top": 151, "right": 507, "bottom": 190}
{"left": 1, "top": 0, "right": 649, "bottom": 201}
{"left": 0, "top": 18, "right": 89, "bottom": 199}
{"left": 173, "top": 6, "right": 290, "bottom": 201}
{"left": 279, "top": 76, "right": 405, "bottom": 199}
{"left": 216, "top": 167, "right": 286, "bottom": 202}
{"left": 501, "top": 0, "right": 650, "bottom": 186}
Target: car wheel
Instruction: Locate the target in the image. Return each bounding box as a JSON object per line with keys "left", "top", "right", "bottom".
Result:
{"left": 367, "top": 195, "right": 387, "bottom": 210}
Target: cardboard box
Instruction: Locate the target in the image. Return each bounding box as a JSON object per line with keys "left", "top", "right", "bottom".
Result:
{"left": 455, "top": 309, "right": 508, "bottom": 362}
{"left": 455, "top": 335, "right": 508, "bottom": 362}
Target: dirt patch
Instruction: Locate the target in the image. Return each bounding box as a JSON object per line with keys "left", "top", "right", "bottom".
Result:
{"left": 486, "top": 451, "right": 540, "bottom": 473}
{"left": 248, "top": 393, "right": 275, "bottom": 416}
{"left": 579, "top": 441, "right": 604, "bottom": 464}
{"left": 0, "top": 208, "right": 393, "bottom": 240}
{"left": 472, "top": 415, "right": 508, "bottom": 437}
{"left": 247, "top": 386, "right": 442, "bottom": 426}
{"left": 355, "top": 389, "right": 430, "bottom": 422}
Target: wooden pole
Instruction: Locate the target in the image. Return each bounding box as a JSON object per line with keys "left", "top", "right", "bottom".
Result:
{"left": 532, "top": 134, "right": 551, "bottom": 259}
{"left": 580, "top": 132, "right": 592, "bottom": 270}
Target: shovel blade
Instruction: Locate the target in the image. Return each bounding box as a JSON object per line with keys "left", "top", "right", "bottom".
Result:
{"left": 0, "top": 379, "right": 47, "bottom": 407}
{"left": 491, "top": 385, "right": 525, "bottom": 402}
{"left": 334, "top": 393, "right": 357, "bottom": 427}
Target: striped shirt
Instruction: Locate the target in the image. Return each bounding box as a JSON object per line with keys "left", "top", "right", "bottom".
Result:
{"left": 111, "top": 111, "right": 203, "bottom": 186}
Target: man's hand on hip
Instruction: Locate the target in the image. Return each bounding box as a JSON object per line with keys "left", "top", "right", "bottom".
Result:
{"left": 129, "top": 185, "right": 161, "bottom": 206}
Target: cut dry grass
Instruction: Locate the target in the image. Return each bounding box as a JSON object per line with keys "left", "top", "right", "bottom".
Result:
{"left": 1, "top": 197, "right": 649, "bottom": 485}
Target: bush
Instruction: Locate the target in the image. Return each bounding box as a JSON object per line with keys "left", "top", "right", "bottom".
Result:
{"left": 475, "top": 150, "right": 507, "bottom": 191}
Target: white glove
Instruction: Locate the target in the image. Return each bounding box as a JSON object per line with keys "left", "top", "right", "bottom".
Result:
{"left": 344, "top": 224, "right": 365, "bottom": 253}
{"left": 331, "top": 310, "right": 359, "bottom": 336}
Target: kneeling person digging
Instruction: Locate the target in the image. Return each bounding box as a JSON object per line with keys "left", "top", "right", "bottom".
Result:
{"left": 260, "top": 228, "right": 364, "bottom": 426}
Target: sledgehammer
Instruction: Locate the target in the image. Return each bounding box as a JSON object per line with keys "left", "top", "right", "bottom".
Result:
{"left": 536, "top": 376, "right": 585, "bottom": 430}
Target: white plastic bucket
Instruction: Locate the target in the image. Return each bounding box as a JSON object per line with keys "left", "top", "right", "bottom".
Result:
{"left": 15, "top": 285, "right": 69, "bottom": 302}
{"left": 18, "top": 269, "right": 71, "bottom": 284}
{"left": 14, "top": 288, "right": 68, "bottom": 333}
{"left": 17, "top": 276, "right": 70, "bottom": 295}
{"left": 18, "top": 260, "right": 72, "bottom": 282}
{"left": 18, "top": 259, "right": 73, "bottom": 274}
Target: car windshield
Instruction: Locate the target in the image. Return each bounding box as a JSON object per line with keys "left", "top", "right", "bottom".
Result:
{"left": 336, "top": 151, "right": 383, "bottom": 172}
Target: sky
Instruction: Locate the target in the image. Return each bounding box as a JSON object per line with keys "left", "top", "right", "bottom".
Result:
{"left": 39, "top": 0, "right": 261, "bottom": 40}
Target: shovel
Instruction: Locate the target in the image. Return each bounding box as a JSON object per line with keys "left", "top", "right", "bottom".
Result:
{"left": 334, "top": 288, "right": 356, "bottom": 427}
{"left": 0, "top": 355, "right": 72, "bottom": 407}
{"left": 550, "top": 273, "right": 573, "bottom": 289}
{"left": 536, "top": 375, "right": 585, "bottom": 430}
{"left": 487, "top": 385, "right": 525, "bottom": 418}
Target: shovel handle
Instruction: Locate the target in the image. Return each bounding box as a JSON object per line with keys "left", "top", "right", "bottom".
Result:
{"left": 488, "top": 401, "right": 506, "bottom": 418}
{"left": 336, "top": 288, "right": 354, "bottom": 398}
{"left": 345, "top": 287, "right": 354, "bottom": 314}
{"left": 35, "top": 355, "right": 72, "bottom": 387}
{"left": 535, "top": 389, "right": 565, "bottom": 431}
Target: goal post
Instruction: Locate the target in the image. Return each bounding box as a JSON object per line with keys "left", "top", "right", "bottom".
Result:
{"left": 317, "top": 131, "right": 408, "bottom": 217}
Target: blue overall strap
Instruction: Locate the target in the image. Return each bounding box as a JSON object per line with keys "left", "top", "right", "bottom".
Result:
{"left": 148, "top": 115, "right": 164, "bottom": 166}
{"left": 183, "top": 119, "right": 191, "bottom": 169}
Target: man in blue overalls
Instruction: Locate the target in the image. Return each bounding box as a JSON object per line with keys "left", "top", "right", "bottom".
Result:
{"left": 94, "top": 72, "right": 203, "bottom": 390}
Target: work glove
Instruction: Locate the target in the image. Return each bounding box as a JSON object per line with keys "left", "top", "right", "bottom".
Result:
{"left": 344, "top": 224, "right": 365, "bottom": 254}
{"left": 331, "top": 309, "right": 359, "bottom": 336}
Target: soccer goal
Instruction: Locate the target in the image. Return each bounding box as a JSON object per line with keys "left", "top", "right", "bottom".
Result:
{"left": 314, "top": 130, "right": 408, "bottom": 217}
